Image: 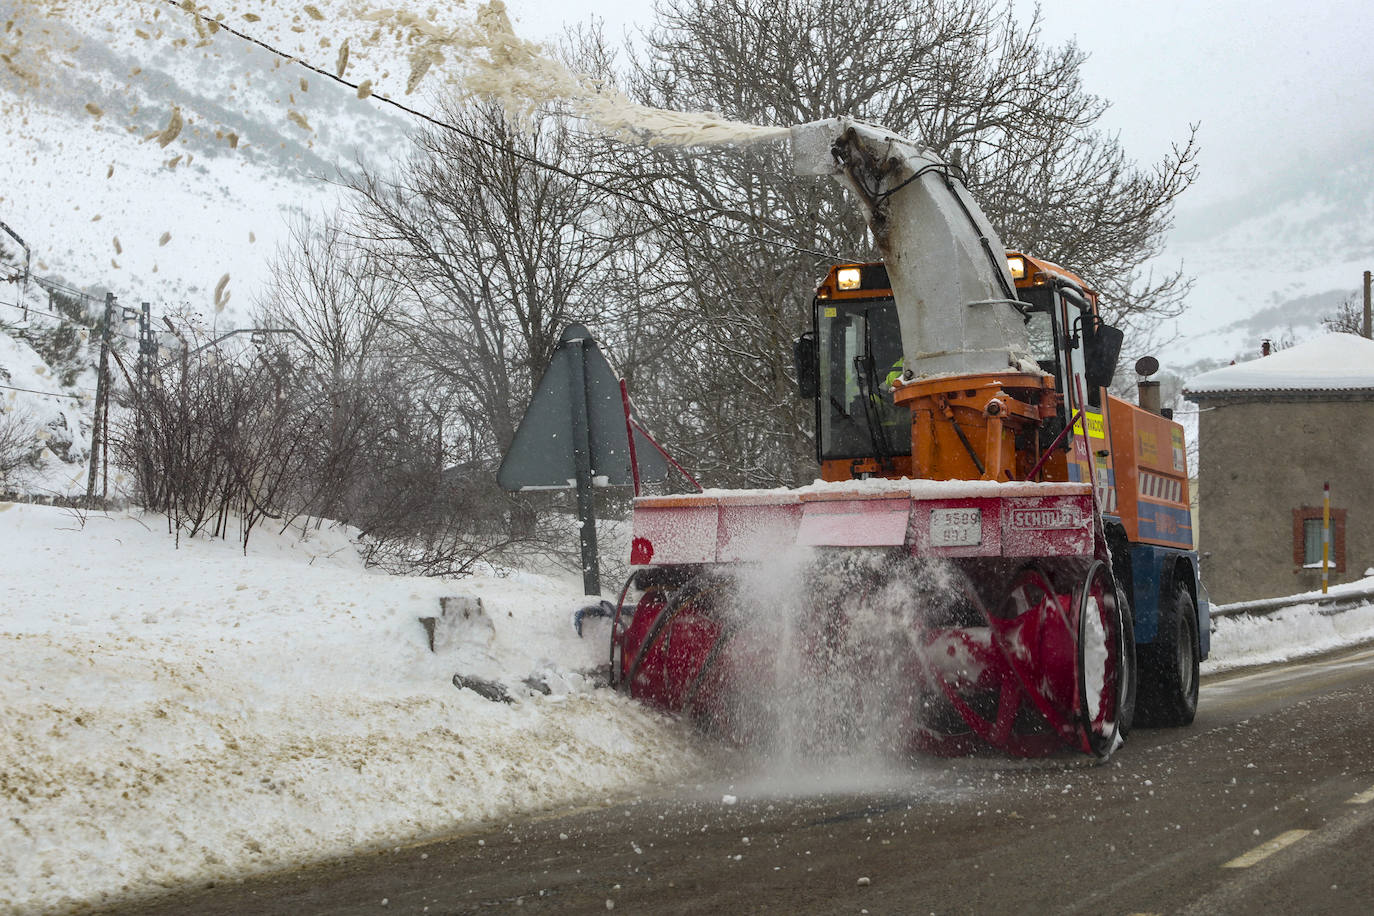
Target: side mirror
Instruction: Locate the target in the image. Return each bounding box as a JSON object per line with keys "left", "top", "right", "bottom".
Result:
{"left": 1082, "top": 317, "right": 1123, "bottom": 390}
{"left": 794, "top": 332, "right": 818, "bottom": 399}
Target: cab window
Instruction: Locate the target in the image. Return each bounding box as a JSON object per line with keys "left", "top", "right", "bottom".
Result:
{"left": 816, "top": 298, "right": 911, "bottom": 460}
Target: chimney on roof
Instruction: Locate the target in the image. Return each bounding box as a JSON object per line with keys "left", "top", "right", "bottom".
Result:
{"left": 1135, "top": 355, "right": 1162, "bottom": 415}
{"left": 1261, "top": 339, "right": 1272, "bottom": 356}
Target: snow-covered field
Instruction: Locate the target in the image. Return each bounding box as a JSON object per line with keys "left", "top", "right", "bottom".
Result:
{"left": 3, "top": 501, "right": 1373, "bottom": 914}
{"left": 0, "top": 503, "right": 708, "bottom": 914}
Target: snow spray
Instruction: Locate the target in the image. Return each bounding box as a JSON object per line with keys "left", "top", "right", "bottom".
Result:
{"left": 445, "top": 1, "right": 791, "bottom": 146}
{"left": 4, "top": 1, "right": 788, "bottom": 150}
{"left": 719, "top": 547, "right": 972, "bottom": 792}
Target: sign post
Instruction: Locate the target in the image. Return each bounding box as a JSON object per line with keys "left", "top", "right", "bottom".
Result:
{"left": 1322, "top": 481, "right": 1331, "bottom": 594}
{"left": 565, "top": 335, "right": 600, "bottom": 594}
{"left": 497, "top": 324, "right": 667, "bottom": 597}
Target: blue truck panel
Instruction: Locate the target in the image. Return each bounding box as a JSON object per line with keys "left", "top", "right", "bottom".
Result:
{"left": 1129, "top": 543, "right": 1208, "bottom": 659}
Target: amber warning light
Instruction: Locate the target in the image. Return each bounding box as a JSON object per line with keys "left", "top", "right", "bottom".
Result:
{"left": 836, "top": 267, "right": 862, "bottom": 290}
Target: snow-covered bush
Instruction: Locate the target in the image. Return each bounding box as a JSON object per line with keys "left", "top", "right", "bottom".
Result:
{"left": 0, "top": 407, "right": 41, "bottom": 486}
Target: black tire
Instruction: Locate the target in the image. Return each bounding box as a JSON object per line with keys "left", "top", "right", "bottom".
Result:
{"left": 1076, "top": 560, "right": 1127, "bottom": 758}
{"left": 1136, "top": 581, "right": 1199, "bottom": 727}
{"left": 1117, "top": 580, "right": 1138, "bottom": 738}
{"left": 1103, "top": 525, "right": 1137, "bottom": 737}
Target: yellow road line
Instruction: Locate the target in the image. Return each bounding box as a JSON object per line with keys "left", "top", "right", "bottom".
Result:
{"left": 1348, "top": 786, "right": 1374, "bottom": 805}
{"left": 1221, "top": 829, "right": 1311, "bottom": 868}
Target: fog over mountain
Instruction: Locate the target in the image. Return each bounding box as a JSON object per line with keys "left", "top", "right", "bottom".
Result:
{"left": 1163, "top": 135, "right": 1374, "bottom": 368}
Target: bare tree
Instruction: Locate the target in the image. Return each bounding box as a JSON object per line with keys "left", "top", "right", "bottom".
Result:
{"left": 348, "top": 101, "right": 651, "bottom": 455}
{"left": 113, "top": 317, "right": 314, "bottom": 548}
{"left": 340, "top": 99, "right": 670, "bottom": 548}
{"left": 252, "top": 212, "right": 534, "bottom": 572}
{"left": 255, "top": 217, "right": 404, "bottom": 523}
{"left": 0, "top": 408, "right": 39, "bottom": 489}
{"left": 620, "top": 0, "right": 1198, "bottom": 485}
{"left": 1322, "top": 296, "right": 1366, "bottom": 335}
{"left": 258, "top": 217, "right": 395, "bottom": 375}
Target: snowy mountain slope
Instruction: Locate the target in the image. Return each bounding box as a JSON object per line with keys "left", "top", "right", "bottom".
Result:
{"left": 0, "top": 326, "right": 95, "bottom": 496}
{"left": 0, "top": 266, "right": 100, "bottom": 497}
{"left": 0, "top": 2, "right": 451, "bottom": 500}
{"left": 0, "top": 1, "right": 416, "bottom": 321}
{"left": 1171, "top": 286, "right": 1360, "bottom": 371}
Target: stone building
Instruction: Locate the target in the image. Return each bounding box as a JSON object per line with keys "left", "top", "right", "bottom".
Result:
{"left": 1183, "top": 333, "right": 1374, "bottom": 604}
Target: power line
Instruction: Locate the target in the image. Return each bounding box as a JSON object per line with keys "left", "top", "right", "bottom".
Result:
{"left": 30, "top": 274, "right": 102, "bottom": 302}
{"left": 157, "top": 0, "right": 851, "bottom": 264}
{"left": 0, "top": 382, "right": 91, "bottom": 401}
{"left": 1, "top": 261, "right": 95, "bottom": 303}
{"left": 3, "top": 272, "right": 144, "bottom": 342}
{"left": 0, "top": 298, "right": 72, "bottom": 323}
{"left": 21, "top": 278, "right": 144, "bottom": 343}
{"left": 0, "top": 299, "right": 145, "bottom": 344}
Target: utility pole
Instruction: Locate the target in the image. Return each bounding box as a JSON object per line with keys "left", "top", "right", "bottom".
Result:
{"left": 136, "top": 302, "right": 156, "bottom": 506}
{"left": 86, "top": 292, "right": 115, "bottom": 502}
{"left": 1321, "top": 481, "right": 1331, "bottom": 595}
{"left": 1362, "top": 270, "right": 1371, "bottom": 340}
{"left": 136, "top": 301, "right": 153, "bottom": 390}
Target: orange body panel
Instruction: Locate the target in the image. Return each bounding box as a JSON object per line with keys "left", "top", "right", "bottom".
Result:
{"left": 820, "top": 455, "right": 914, "bottom": 482}
{"left": 893, "top": 372, "right": 1056, "bottom": 482}
{"left": 1106, "top": 395, "right": 1193, "bottom": 549}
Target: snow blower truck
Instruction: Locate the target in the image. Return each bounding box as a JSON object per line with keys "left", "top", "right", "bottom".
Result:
{"left": 610, "top": 119, "right": 1208, "bottom": 759}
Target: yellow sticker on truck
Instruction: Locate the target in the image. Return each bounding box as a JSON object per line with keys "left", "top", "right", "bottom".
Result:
{"left": 1137, "top": 428, "right": 1158, "bottom": 465}
{"left": 1073, "top": 411, "right": 1106, "bottom": 439}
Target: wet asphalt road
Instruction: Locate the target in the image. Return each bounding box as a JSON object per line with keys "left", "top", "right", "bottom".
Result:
{"left": 97, "top": 645, "right": 1374, "bottom": 916}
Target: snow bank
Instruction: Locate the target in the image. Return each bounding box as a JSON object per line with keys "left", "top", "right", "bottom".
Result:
{"left": 1203, "top": 597, "right": 1374, "bottom": 674}
{"left": 0, "top": 504, "right": 706, "bottom": 914}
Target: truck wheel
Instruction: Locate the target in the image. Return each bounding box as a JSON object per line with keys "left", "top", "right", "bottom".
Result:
{"left": 1137, "top": 582, "right": 1198, "bottom": 727}
{"left": 1117, "top": 579, "right": 1137, "bottom": 738}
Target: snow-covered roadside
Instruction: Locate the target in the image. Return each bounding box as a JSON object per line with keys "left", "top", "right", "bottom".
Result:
{"left": 6, "top": 501, "right": 1374, "bottom": 914}
{"left": 0, "top": 504, "right": 707, "bottom": 915}
{"left": 1203, "top": 589, "right": 1374, "bottom": 674}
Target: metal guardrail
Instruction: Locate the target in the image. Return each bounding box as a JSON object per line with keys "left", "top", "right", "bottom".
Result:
{"left": 1211, "top": 586, "right": 1374, "bottom": 620}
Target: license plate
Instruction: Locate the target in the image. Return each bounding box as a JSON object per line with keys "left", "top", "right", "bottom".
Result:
{"left": 930, "top": 508, "right": 982, "bottom": 546}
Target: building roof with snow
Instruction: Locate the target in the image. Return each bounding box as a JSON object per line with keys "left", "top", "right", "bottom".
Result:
{"left": 1184, "top": 333, "right": 1374, "bottom": 400}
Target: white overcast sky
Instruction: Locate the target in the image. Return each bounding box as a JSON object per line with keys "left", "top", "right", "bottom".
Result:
{"left": 504, "top": 0, "right": 1374, "bottom": 214}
